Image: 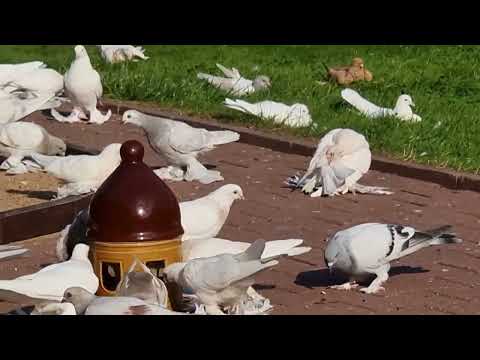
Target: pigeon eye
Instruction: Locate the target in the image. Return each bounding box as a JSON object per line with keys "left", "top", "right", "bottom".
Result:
{"left": 233, "top": 190, "right": 238, "bottom": 194}
{"left": 66, "top": 292, "right": 72, "bottom": 298}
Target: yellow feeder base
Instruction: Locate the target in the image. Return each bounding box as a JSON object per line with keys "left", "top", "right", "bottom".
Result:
{"left": 90, "top": 238, "right": 182, "bottom": 308}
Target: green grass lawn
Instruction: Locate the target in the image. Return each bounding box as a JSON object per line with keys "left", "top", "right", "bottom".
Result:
{"left": 1, "top": 45, "right": 480, "bottom": 173}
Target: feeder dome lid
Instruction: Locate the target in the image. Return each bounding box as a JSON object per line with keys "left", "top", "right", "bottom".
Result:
{"left": 87, "top": 140, "right": 184, "bottom": 243}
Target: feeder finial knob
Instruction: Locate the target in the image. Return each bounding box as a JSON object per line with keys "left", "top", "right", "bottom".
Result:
{"left": 120, "top": 140, "right": 144, "bottom": 163}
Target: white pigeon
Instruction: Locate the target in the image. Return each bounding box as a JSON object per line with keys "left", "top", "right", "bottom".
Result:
{"left": 224, "top": 99, "right": 313, "bottom": 128}
{"left": 28, "top": 143, "right": 122, "bottom": 199}
{"left": 0, "top": 245, "right": 29, "bottom": 261}
{"left": 287, "top": 128, "right": 392, "bottom": 197}
{"left": 115, "top": 258, "right": 169, "bottom": 307}
{"left": 122, "top": 110, "right": 240, "bottom": 184}
{"left": 325, "top": 223, "right": 462, "bottom": 294}
{"left": 62, "top": 287, "right": 190, "bottom": 315}
{"left": 97, "top": 45, "right": 149, "bottom": 64}
{"left": 0, "top": 61, "right": 46, "bottom": 84}
{"left": 0, "top": 89, "right": 63, "bottom": 124}
{"left": 197, "top": 63, "right": 271, "bottom": 96}
{"left": 180, "top": 184, "right": 244, "bottom": 241}
{"left": 163, "top": 239, "right": 285, "bottom": 315}
{"left": 51, "top": 45, "right": 112, "bottom": 125}
{"left": 341, "top": 88, "right": 422, "bottom": 122}
{"left": 1, "top": 68, "right": 64, "bottom": 95}
{"left": 0, "top": 244, "right": 99, "bottom": 313}
{"left": 0, "top": 121, "right": 66, "bottom": 174}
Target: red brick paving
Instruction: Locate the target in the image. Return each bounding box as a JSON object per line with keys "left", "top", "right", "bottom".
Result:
{"left": 0, "top": 108, "right": 479, "bottom": 315}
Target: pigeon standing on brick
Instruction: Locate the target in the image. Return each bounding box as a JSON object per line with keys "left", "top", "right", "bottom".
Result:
{"left": 97, "top": 45, "right": 149, "bottom": 64}
{"left": 341, "top": 89, "right": 422, "bottom": 122}
{"left": 122, "top": 110, "right": 240, "bottom": 184}
{"left": 325, "top": 223, "right": 462, "bottom": 294}
{"left": 163, "top": 239, "right": 285, "bottom": 315}
{"left": 51, "top": 45, "right": 112, "bottom": 124}
{"left": 0, "top": 121, "right": 66, "bottom": 174}
{"left": 224, "top": 99, "right": 312, "bottom": 128}
{"left": 180, "top": 184, "right": 244, "bottom": 241}
{"left": 198, "top": 63, "right": 271, "bottom": 96}
{"left": 287, "top": 128, "right": 392, "bottom": 197}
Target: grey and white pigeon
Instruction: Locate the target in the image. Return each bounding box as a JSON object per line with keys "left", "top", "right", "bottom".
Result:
{"left": 324, "top": 223, "right": 462, "bottom": 294}
{"left": 0, "top": 245, "right": 29, "bottom": 261}
{"left": 287, "top": 128, "right": 392, "bottom": 197}
{"left": 224, "top": 99, "right": 312, "bottom": 128}
{"left": 0, "top": 121, "right": 66, "bottom": 174}
{"left": 51, "top": 45, "right": 112, "bottom": 125}
{"left": 198, "top": 63, "right": 271, "bottom": 96}
{"left": 163, "top": 239, "right": 285, "bottom": 315}
{"left": 122, "top": 110, "right": 240, "bottom": 184}
{"left": 341, "top": 89, "right": 422, "bottom": 122}
{"left": 97, "top": 45, "right": 149, "bottom": 64}
{"left": 0, "top": 244, "right": 99, "bottom": 313}
{"left": 62, "top": 287, "right": 190, "bottom": 315}
{"left": 115, "top": 258, "right": 169, "bottom": 307}
{"left": 28, "top": 143, "right": 122, "bottom": 199}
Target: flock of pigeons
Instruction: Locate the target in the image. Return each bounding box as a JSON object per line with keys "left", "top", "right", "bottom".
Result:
{"left": 0, "top": 45, "right": 463, "bottom": 315}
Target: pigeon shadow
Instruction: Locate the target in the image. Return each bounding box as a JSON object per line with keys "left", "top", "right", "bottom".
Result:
{"left": 295, "top": 266, "right": 429, "bottom": 289}
{"left": 1, "top": 305, "right": 34, "bottom": 316}
{"left": 390, "top": 265, "right": 429, "bottom": 277}
{"left": 204, "top": 164, "right": 218, "bottom": 170}
{"left": 253, "top": 284, "right": 276, "bottom": 291}
{"left": 6, "top": 189, "right": 56, "bottom": 200}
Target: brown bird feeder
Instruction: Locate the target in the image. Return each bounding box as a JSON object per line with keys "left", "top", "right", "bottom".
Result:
{"left": 87, "top": 140, "right": 184, "bottom": 297}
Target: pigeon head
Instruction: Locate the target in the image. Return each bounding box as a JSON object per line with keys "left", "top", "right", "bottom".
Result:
{"left": 324, "top": 236, "right": 340, "bottom": 273}
{"left": 210, "top": 184, "right": 245, "bottom": 202}
{"left": 253, "top": 75, "right": 272, "bottom": 90}
{"left": 74, "top": 45, "right": 88, "bottom": 59}
{"left": 122, "top": 110, "right": 144, "bottom": 127}
{"left": 351, "top": 57, "right": 365, "bottom": 68}
{"left": 62, "top": 287, "right": 95, "bottom": 315}
{"left": 48, "top": 135, "right": 67, "bottom": 156}
{"left": 291, "top": 104, "right": 310, "bottom": 117}
{"left": 398, "top": 94, "right": 415, "bottom": 108}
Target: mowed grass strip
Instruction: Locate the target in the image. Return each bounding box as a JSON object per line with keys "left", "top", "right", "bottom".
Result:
{"left": 1, "top": 45, "right": 479, "bottom": 173}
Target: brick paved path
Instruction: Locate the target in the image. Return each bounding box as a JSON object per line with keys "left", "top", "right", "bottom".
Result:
{"left": 0, "top": 110, "right": 479, "bottom": 315}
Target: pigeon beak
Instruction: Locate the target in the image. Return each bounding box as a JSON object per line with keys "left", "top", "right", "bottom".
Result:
{"left": 240, "top": 194, "right": 246, "bottom": 200}
{"left": 411, "top": 102, "right": 416, "bottom": 108}
{"left": 327, "top": 262, "right": 335, "bottom": 275}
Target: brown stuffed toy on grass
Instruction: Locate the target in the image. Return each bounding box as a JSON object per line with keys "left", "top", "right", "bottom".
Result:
{"left": 323, "top": 57, "right": 373, "bottom": 85}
